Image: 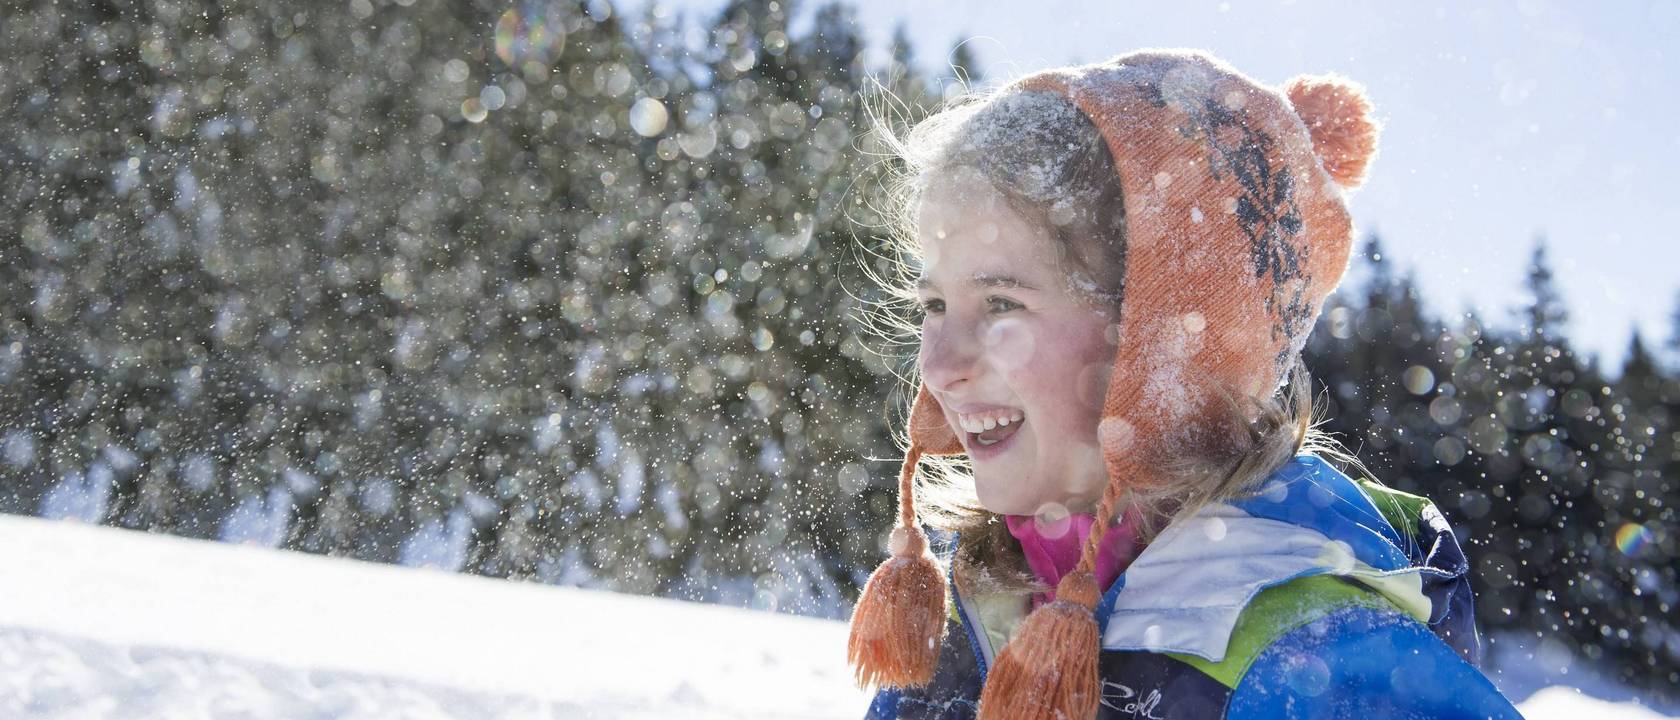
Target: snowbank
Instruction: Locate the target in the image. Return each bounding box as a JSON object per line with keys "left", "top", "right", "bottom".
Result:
{"left": 0, "top": 514, "right": 869, "bottom": 719}
{"left": 0, "top": 513, "right": 1671, "bottom": 718}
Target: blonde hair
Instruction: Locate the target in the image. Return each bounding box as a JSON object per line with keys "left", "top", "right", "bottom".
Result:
{"left": 848, "top": 74, "right": 1374, "bottom": 598}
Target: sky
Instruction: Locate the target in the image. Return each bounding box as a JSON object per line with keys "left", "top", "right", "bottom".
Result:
{"left": 623, "top": 0, "right": 1680, "bottom": 375}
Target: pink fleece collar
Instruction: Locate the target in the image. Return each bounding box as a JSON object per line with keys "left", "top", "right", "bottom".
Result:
{"left": 1004, "top": 508, "right": 1143, "bottom": 610}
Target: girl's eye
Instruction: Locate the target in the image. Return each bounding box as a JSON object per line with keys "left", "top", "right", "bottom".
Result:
{"left": 913, "top": 295, "right": 1014, "bottom": 313}
{"left": 987, "top": 296, "right": 1023, "bottom": 313}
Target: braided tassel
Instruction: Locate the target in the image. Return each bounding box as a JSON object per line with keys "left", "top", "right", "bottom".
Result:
{"left": 977, "top": 481, "right": 1127, "bottom": 719}
{"left": 974, "top": 569, "right": 1101, "bottom": 719}
{"left": 846, "top": 446, "right": 948, "bottom": 688}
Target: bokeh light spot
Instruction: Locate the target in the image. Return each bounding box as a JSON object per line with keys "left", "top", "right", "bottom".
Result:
{"left": 495, "top": 2, "right": 569, "bottom": 71}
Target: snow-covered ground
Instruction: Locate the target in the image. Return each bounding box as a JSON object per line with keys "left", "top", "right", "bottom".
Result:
{"left": 1484, "top": 629, "right": 1680, "bottom": 720}
{"left": 0, "top": 513, "right": 1671, "bottom": 719}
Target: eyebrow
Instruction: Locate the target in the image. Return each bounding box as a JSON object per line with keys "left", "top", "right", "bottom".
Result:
{"left": 915, "top": 272, "right": 1040, "bottom": 292}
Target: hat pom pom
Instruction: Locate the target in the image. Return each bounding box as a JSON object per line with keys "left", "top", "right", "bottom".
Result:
{"left": 847, "top": 525, "right": 949, "bottom": 688}
{"left": 1284, "top": 73, "right": 1380, "bottom": 190}
{"left": 976, "top": 570, "right": 1102, "bottom": 720}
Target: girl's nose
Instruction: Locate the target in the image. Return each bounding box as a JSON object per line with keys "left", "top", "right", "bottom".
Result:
{"left": 919, "top": 318, "right": 983, "bottom": 393}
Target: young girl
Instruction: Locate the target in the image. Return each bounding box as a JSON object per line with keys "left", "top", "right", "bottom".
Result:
{"left": 846, "top": 48, "right": 1524, "bottom": 719}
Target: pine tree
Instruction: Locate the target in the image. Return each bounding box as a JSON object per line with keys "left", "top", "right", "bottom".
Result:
{"left": 1668, "top": 289, "right": 1680, "bottom": 371}
{"left": 1518, "top": 236, "right": 1570, "bottom": 346}
{"left": 946, "top": 38, "right": 983, "bottom": 85}
{"left": 885, "top": 22, "right": 931, "bottom": 106}
{"left": 799, "top": 1, "right": 865, "bottom": 84}
{"left": 1622, "top": 329, "right": 1660, "bottom": 395}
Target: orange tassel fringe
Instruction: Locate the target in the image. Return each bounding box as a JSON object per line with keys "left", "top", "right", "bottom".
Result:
{"left": 976, "top": 570, "right": 1102, "bottom": 720}
{"left": 846, "top": 524, "right": 948, "bottom": 688}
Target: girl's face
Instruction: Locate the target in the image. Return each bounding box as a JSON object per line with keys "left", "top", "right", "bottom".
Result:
{"left": 915, "top": 175, "right": 1116, "bottom": 517}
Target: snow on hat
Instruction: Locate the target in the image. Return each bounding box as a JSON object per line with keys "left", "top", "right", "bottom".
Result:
{"left": 846, "top": 48, "right": 1380, "bottom": 717}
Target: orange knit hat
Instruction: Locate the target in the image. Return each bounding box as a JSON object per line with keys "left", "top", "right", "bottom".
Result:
{"left": 846, "top": 48, "right": 1380, "bottom": 718}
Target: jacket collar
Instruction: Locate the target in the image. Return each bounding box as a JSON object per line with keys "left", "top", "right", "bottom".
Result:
{"left": 1095, "top": 453, "right": 1444, "bottom": 661}
{"left": 945, "top": 453, "right": 1455, "bottom": 664}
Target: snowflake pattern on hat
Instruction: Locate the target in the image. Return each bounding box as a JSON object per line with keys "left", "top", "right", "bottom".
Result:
{"left": 1137, "top": 78, "right": 1314, "bottom": 378}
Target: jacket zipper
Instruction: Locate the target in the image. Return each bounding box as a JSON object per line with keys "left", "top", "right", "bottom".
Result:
{"left": 951, "top": 552, "right": 1132, "bottom": 685}
{"left": 950, "top": 572, "right": 992, "bottom": 681}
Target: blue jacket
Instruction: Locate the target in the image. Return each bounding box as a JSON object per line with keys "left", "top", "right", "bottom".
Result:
{"left": 865, "top": 453, "right": 1525, "bottom": 719}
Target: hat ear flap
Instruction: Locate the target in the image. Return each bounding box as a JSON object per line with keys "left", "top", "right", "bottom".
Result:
{"left": 908, "top": 383, "right": 965, "bottom": 456}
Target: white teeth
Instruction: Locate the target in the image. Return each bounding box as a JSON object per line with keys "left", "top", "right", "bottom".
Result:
{"left": 956, "top": 411, "right": 1024, "bottom": 436}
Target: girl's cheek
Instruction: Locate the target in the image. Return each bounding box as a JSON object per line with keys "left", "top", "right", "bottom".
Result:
{"left": 981, "top": 317, "right": 1037, "bottom": 370}
{"left": 1075, "top": 359, "right": 1111, "bottom": 411}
